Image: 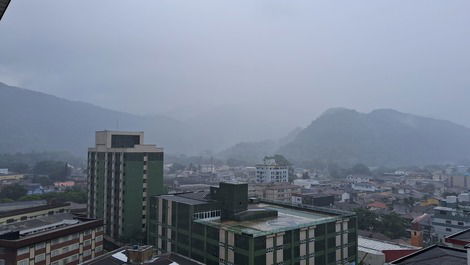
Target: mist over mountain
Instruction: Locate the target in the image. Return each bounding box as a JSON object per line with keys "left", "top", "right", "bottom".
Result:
{"left": 278, "top": 108, "right": 470, "bottom": 167}
{"left": 0, "top": 82, "right": 296, "bottom": 155}
{"left": 0, "top": 82, "right": 191, "bottom": 155}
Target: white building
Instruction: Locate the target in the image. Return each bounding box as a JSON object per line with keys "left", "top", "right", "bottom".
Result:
{"left": 346, "top": 175, "right": 371, "bottom": 184}
{"left": 293, "top": 179, "right": 320, "bottom": 189}
{"left": 0, "top": 168, "right": 8, "bottom": 174}
{"left": 351, "top": 183, "right": 378, "bottom": 192}
{"left": 255, "top": 158, "right": 289, "bottom": 183}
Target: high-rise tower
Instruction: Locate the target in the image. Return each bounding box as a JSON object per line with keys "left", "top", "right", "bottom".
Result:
{"left": 87, "top": 131, "right": 165, "bottom": 242}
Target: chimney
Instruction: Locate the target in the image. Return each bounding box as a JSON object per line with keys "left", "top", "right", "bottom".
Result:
{"left": 125, "top": 245, "right": 154, "bottom": 264}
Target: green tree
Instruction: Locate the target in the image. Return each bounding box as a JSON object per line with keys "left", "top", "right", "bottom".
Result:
{"left": 33, "top": 161, "right": 70, "bottom": 180}
{"left": 0, "top": 184, "right": 27, "bottom": 200}
{"left": 349, "top": 164, "right": 371, "bottom": 175}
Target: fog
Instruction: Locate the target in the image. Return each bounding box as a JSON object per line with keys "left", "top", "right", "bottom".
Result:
{"left": 1, "top": 0, "right": 470, "bottom": 133}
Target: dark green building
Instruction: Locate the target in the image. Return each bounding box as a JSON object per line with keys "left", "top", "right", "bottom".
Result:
{"left": 148, "top": 182, "right": 357, "bottom": 265}
{"left": 87, "top": 131, "right": 165, "bottom": 242}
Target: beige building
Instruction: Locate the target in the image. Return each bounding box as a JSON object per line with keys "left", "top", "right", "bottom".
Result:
{"left": 248, "top": 183, "right": 302, "bottom": 202}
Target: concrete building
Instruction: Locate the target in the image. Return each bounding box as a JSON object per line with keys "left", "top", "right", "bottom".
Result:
{"left": 148, "top": 182, "right": 358, "bottom": 265}
{"left": 87, "top": 131, "right": 165, "bottom": 242}
{"left": 256, "top": 158, "right": 288, "bottom": 183}
{"left": 431, "top": 205, "right": 470, "bottom": 240}
{"left": 248, "top": 183, "right": 302, "bottom": 202}
{"left": 0, "top": 213, "right": 103, "bottom": 264}
{"left": 345, "top": 175, "right": 371, "bottom": 184}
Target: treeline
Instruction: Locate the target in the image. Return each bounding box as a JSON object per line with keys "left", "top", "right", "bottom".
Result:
{"left": 354, "top": 208, "right": 409, "bottom": 239}
{"left": 0, "top": 184, "right": 86, "bottom": 204}
{"left": 0, "top": 151, "right": 84, "bottom": 174}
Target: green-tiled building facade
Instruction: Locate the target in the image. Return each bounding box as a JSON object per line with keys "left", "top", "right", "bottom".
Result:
{"left": 148, "top": 195, "right": 357, "bottom": 265}
{"left": 87, "top": 131, "right": 165, "bottom": 243}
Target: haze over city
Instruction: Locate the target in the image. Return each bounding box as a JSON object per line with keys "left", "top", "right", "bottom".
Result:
{"left": 1, "top": 0, "right": 470, "bottom": 131}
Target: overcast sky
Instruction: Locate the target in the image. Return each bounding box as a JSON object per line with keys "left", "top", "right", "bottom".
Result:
{"left": 1, "top": 0, "right": 470, "bottom": 128}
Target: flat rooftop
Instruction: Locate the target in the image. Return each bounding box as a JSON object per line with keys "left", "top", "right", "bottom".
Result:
{"left": 0, "top": 213, "right": 81, "bottom": 238}
{"left": 195, "top": 202, "right": 344, "bottom": 237}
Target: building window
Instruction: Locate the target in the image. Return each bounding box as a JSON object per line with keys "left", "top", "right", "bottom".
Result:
{"left": 17, "top": 247, "right": 29, "bottom": 255}
{"left": 51, "top": 249, "right": 60, "bottom": 257}
{"left": 446, "top": 220, "right": 451, "bottom": 224}
{"left": 35, "top": 242, "right": 45, "bottom": 250}
{"left": 96, "top": 235, "right": 103, "bottom": 242}
{"left": 96, "top": 245, "right": 103, "bottom": 252}
{"left": 17, "top": 259, "right": 28, "bottom": 265}
{"left": 35, "top": 254, "right": 45, "bottom": 262}
{"left": 84, "top": 239, "right": 91, "bottom": 246}
{"left": 446, "top": 228, "right": 452, "bottom": 232}
{"left": 84, "top": 249, "right": 92, "bottom": 256}
{"left": 458, "top": 222, "right": 464, "bottom": 226}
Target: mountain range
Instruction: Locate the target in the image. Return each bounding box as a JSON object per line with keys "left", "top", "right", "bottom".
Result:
{"left": 0, "top": 82, "right": 293, "bottom": 155}
{"left": 222, "top": 108, "right": 470, "bottom": 167}
{"left": 3, "top": 81, "right": 470, "bottom": 167}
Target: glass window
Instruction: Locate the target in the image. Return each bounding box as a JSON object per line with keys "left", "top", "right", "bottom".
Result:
{"left": 35, "top": 242, "right": 45, "bottom": 250}
{"left": 35, "top": 254, "right": 45, "bottom": 262}
{"left": 17, "top": 259, "right": 28, "bottom": 265}
{"left": 17, "top": 247, "right": 29, "bottom": 255}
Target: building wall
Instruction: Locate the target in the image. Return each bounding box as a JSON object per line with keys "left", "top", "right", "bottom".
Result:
{"left": 0, "top": 226, "right": 104, "bottom": 265}
{"left": 148, "top": 197, "right": 358, "bottom": 265}
{"left": 87, "top": 150, "right": 164, "bottom": 242}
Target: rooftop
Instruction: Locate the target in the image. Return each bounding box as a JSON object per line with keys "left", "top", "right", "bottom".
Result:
{"left": 195, "top": 201, "right": 347, "bottom": 237}
{"left": 447, "top": 228, "right": 470, "bottom": 242}
{"left": 391, "top": 245, "right": 466, "bottom": 265}
{"left": 159, "top": 192, "right": 213, "bottom": 206}
{"left": 0, "top": 213, "right": 93, "bottom": 240}
{"left": 358, "top": 236, "right": 417, "bottom": 255}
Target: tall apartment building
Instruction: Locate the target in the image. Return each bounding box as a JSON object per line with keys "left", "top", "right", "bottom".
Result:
{"left": 256, "top": 158, "right": 289, "bottom": 183}
{"left": 148, "top": 182, "right": 357, "bottom": 265}
{"left": 87, "top": 131, "right": 165, "bottom": 242}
